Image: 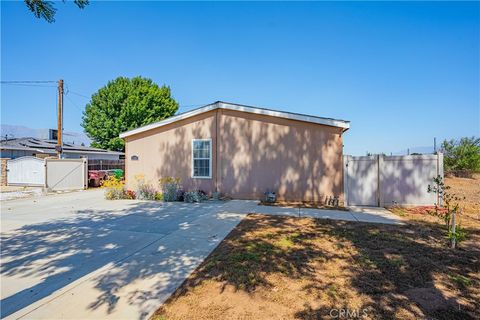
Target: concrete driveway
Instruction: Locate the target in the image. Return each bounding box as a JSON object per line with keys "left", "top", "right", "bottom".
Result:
{"left": 1, "top": 190, "right": 402, "bottom": 320}
{"left": 1, "top": 190, "right": 254, "bottom": 320}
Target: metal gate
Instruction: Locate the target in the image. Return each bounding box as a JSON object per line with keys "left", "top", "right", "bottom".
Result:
{"left": 7, "top": 157, "right": 46, "bottom": 186}
{"left": 344, "top": 156, "right": 378, "bottom": 206}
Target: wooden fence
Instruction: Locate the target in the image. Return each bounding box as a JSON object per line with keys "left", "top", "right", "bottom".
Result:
{"left": 88, "top": 159, "right": 125, "bottom": 171}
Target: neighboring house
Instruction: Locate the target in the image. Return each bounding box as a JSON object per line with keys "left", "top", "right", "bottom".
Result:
{"left": 120, "top": 101, "right": 350, "bottom": 201}
{"left": 0, "top": 137, "right": 124, "bottom": 160}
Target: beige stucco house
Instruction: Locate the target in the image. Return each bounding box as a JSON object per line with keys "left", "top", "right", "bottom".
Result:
{"left": 120, "top": 101, "right": 350, "bottom": 202}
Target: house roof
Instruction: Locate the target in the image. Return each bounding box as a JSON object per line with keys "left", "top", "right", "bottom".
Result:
{"left": 119, "top": 101, "right": 350, "bottom": 138}
{"left": 0, "top": 137, "right": 124, "bottom": 155}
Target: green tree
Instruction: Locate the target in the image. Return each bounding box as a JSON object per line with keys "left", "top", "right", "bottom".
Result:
{"left": 441, "top": 137, "right": 480, "bottom": 175}
{"left": 81, "top": 76, "right": 179, "bottom": 151}
{"left": 24, "top": 0, "right": 88, "bottom": 23}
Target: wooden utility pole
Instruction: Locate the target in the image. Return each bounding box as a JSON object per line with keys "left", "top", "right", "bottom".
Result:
{"left": 56, "top": 79, "right": 64, "bottom": 158}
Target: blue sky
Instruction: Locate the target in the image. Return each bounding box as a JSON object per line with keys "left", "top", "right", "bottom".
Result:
{"left": 1, "top": 1, "right": 479, "bottom": 155}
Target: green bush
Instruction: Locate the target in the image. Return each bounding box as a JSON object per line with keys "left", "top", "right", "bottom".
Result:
{"left": 154, "top": 192, "right": 163, "bottom": 201}
{"left": 184, "top": 190, "right": 208, "bottom": 203}
{"left": 442, "top": 137, "right": 480, "bottom": 176}
{"left": 159, "top": 177, "right": 181, "bottom": 202}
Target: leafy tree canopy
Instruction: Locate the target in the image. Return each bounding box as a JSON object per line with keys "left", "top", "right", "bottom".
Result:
{"left": 441, "top": 137, "right": 480, "bottom": 174}
{"left": 81, "top": 76, "right": 179, "bottom": 151}
{"left": 24, "top": 0, "right": 88, "bottom": 23}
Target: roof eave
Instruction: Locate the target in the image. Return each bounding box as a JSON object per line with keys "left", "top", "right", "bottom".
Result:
{"left": 119, "top": 101, "right": 350, "bottom": 138}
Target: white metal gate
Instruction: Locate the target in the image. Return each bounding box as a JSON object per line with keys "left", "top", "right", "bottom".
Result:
{"left": 7, "top": 157, "right": 45, "bottom": 186}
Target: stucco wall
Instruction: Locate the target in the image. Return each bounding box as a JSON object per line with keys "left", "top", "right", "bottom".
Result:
{"left": 217, "top": 109, "right": 344, "bottom": 201}
{"left": 124, "top": 109, "right": 344, "bottom": 201}
{"left": 125, "top": 111, "right": 217, "bottom": 191}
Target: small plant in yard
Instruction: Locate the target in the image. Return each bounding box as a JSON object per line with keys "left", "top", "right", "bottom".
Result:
{"left": 159, "top": 176, "right": 181, "bottom": 202}
{"left": 125, "top": 189, "right": 136, "bottom": 200}
{"left": 183, "top": 190, "right": 208, "bottom": 203}
{"left": 154, "top": 192, "right": 163, "bottom": 201}
{"left": 102, "top": 176, "right": 126, "bottom": 200}
{"left": 135, "top": 176, "right": 157, "bottom": 200}
{"left": 428, "top": 175, "right": 466, "bottom": 248}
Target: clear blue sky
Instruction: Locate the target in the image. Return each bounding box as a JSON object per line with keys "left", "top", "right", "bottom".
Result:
{"left": 1, "top": 1, "right": 479, "bottom": 155}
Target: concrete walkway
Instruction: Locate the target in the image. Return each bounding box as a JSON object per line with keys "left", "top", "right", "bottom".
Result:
{"left": 1, "top": 192, "right": 402, "bottom": 320}
{"left": 251, "top": 203, "right": 404, "bottom": 225}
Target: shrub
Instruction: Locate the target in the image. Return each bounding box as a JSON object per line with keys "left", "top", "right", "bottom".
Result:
{"left": 176, "top": 189, "right": 185, "bottom": 202}
{"left": 136, "top": 181, "right": 157, "bottom": 200}
{"left": 125, "top": 189, "right": 136, "bottom": 200}
{"left": 184, "top": 190, "right": 208, "bottom": 203}
{"left": 102, "top": 176, "right": 126, "bottom": 200}
{"left": 154, "top": 192, "right": 163, "bottom": 201}
{"left": 159, "top": 176, "right": 181, "bottom": 202}
{"left": 442, "top": 137, "right": 480, "bottom": 177}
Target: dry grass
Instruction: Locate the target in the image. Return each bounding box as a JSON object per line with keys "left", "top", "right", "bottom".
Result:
{"left": 153, "top": 213, "right": 479, "bottom": 320}
{"left": 259, "top": 200, "right": 348, "bottom": 211}
{"left": 388, "top": 175, "right": 480, "bottom": 250}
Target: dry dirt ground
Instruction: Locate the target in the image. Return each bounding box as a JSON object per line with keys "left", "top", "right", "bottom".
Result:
{"left": 153, "top": 177, "right": 479, "bottom": 320}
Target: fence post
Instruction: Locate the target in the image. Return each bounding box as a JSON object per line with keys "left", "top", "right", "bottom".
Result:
{"left": 83, "top": 158, "right": 88, "bottom": 189}
{"left": 377, "top": 154, "right": 383, "bottom": 207}
{"left": 437, "top": 152, "right": 444, "bottom": 206}
{"left": 343, "top": 155, "right": 349, "bottom": 206}
{"left": 0, "top": 158, "right": 9, "bottom": 186}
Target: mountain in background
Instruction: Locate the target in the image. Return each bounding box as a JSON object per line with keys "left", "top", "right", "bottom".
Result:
{"left": 0, "top": 124, "right": 91, "bottom": 146}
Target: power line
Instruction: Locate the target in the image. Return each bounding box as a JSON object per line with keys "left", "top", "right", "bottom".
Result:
{"left": 1, "top": 83, "right": 56, "bottom": 88}
{"left": 65, "top": 94, "right": 84, "bottom": 113}
{"left": 67, "top": 90, "right": 90, "bottom": 99}
{"left": 0, "top": 80, "right": 56, "bottom": 83}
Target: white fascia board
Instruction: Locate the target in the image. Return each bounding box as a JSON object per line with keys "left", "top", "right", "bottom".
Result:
{"left": 217, "top": 102, "right": 350, "bottom": 130}
{"left": 119, "top": 101, "right": 350, "bottom": 138}
{"left": 119, "top": 103, "right": 218, "bottom": 138}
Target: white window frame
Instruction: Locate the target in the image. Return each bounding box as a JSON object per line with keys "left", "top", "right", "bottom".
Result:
{"left": 191, "top": 138, "right": 212, "bottom": 179}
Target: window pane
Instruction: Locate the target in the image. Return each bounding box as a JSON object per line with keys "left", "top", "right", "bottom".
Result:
{"left": 193, "top": 149, "right": 201, "bottom": 158}
{"left": 198, "top": 148, "right": 209, "bottom": 158}
{"left": 193, "top": 141, "right": 202, "bottom": 150}
{"left": 193, "top": 140, "right": 210, "bottom": 159}
{"left": 193, "top": 140, "right": 211, "bottom": 177}
{"left": 193, "top": 159, "right": 210, "bottom": 177}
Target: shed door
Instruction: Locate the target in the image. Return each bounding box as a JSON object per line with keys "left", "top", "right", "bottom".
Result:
{"left": 7, "top": 157, "right": 45, "bottom": 186}
{"left": 345, "top": 157, "right": 378, "bottom": 206}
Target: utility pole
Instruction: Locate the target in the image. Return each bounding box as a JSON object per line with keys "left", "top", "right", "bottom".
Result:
{"left": 56, "top": 79, "right": 64, "bottom": 158}
{"left": 434, "top": 137, "right": 437, "bottom": 154}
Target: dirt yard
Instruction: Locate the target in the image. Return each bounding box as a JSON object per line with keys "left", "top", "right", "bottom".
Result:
{"left": 387, "top": 175, "right": 480, "bottom": 251}
{"left": 153, "top": 219, "right": 479, "bottom": 319}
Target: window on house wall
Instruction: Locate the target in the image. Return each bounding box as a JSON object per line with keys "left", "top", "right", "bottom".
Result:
{"left": 192, "top": 139, "right": 212, "bottom": 178}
